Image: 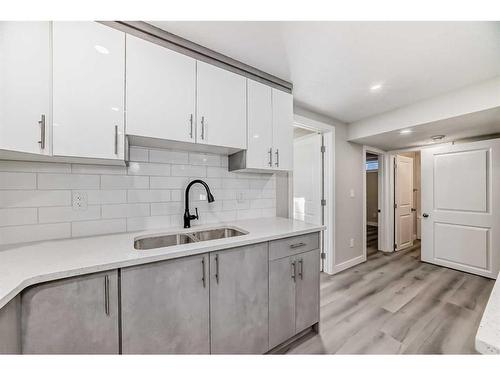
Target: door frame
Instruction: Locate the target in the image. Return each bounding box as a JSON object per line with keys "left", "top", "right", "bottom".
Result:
{"left": 292, "top": 114, "right": 335, "bottom": 274}
{"left": 362, "top": 146, "right": 390, "bottom": 260}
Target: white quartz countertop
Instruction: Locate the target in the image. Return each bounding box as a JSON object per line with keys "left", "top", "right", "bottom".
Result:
{"left": 0, "top": 217, "right": 324, "bottom": 310}
{"left": 476, "top": 273, "right": 500, "bottom": 354}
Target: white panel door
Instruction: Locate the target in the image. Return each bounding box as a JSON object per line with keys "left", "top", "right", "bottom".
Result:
{"left": 246, "top": 79, "right": 273, "bottom": 169}
{"left": 126, "top": 34, "right": 196, "bottom": 143}
{"left": 196, "top": 61, "right": 246, "bottom": 149}
{"left": 272, "top": 88, "right": 293, "bottom": 171}
{"left": 0, "top": 22, "right": 51, "bottom": 155}
{"left": 395, "top": 155, "right": 414, "bottom": 251}
{"left": 421, "top": 139, "right": 500, "bottom": 278}
{"left": 52, "top": 22, "right": 125, "bottom": 159}
{"left": 293, "top": 133, "right": 322, "bottom": 225}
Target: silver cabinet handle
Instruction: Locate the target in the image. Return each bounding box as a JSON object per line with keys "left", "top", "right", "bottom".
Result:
{"left": 201, "top": 257, "right": 206, "bottom": 288}
{"left": 201, "top": 116, "right": 205, "bottom": 140}
{"left": 268, "top": 148, "right": 273, "bottom": 167}
{"left": 104, "top": 275, "right": 110, "bottom": 316}
{"left": 298, "top": 259, "right": 303, "bottom": 280}
{"left": 290, "top": 242, "right": 306, "bottom": 249}
{"left": 114, "top": 125, "right": 118, "bottom": 155}
{"left": 189, "top": 114, "right": 194, "bottom": 139}
{"left": 275, "top": 149, "right": 280, "bottom": 167}
{"left": 215, "top": 254, "right": 219, "bottom": 284}
{"left": 38, "top": 114, "right": 46, "bottom": 150}
{"left": 291, "top": 261, "right": 296, "bottom": 282}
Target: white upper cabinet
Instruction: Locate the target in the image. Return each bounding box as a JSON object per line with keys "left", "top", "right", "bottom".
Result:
{"left": 247, "top": 80, "right": 273, "bottom": 169}
{"left": 126, "top": 34, "right": 196, "bottom": 143}
{"left": 196, "top": 61, "right": 247, "bottom": 150}
{"left": 272, "top": 88, "right": 294, "bottom": 171}
{"left": 52, "top": 22, "right": 125, "bottom": 160}
{"left": 0, "top": 22, "right": 51, "bottom": 155}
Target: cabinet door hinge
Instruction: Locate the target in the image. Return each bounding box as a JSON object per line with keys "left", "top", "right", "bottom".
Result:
{"left": 321, "top": 199, "right": 327, "bottom": 206}
{"left": 320, "top": 145, "right": 326, "bottom": 153}
{"left": 320, "top": 252, "right": 326, "bottom": 259}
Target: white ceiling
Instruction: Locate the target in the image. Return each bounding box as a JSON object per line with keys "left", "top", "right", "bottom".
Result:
{"left": 150, "top": 21, "right": 500, "bottom": 123}
{"left": 353, "top": 107, "right": 500, "bottom": 150}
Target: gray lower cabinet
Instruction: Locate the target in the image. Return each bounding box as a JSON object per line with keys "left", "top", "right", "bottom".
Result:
{"left": 21, "top": 270, "right": 119, "bottom": 354}
{"left": 0, "top": 295, "right": 21, "bottom": 354}
{"left": 269, "top": 247, "right": 320, "bottom": 349}
{"left": 209, "top": 243, "right": 269, "bottom": 354}
{"left": 120, "top": 253, "right": 210, "bottom": 354}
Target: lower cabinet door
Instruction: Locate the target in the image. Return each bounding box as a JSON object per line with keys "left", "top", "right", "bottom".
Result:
{"left": 121, "top": 254, "right": 210, "bottom": 354}
{"left": 269, "top": 255, "right": 296, "bottom": 349}
{"left": 210, "top": 243, "right": 269, "bottom": 354}
{"left": 295, "top": 249, "right": 320, "bottom": 333}
{"left": 21, "top": 271, "right": 119, "bottom": 354}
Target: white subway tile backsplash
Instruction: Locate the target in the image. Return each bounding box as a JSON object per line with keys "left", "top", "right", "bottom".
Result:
{"left": 0, "top": 223, "right": 71, "bottom": 245}
{"left": 127, "top": 190, "right": 171, "bottom": 203}
{"left": 39, "top": 206, "right": 101, "bottom": 224}
{"left": 0, "top": 147, "right": 276, "bottom": 245}
{"left": 101, "top": 175, "right": 149, "bottom": 190}
{"left": 71, "top": 219, "right": 126, "bottom": 237}
{"left": 149, "top": 149, "right": 188, "bottom": 164}
{"left": 0, "top": 208, "right": 38, "bottom": 226}
{"left": 0, "top": 172, "right": 37, "bottom": 190}
{"left": 38, "top": 173, "right": 100, "bottom": 190}
{"left": 0, "top": 190, "right": 71, "bottom": 208}
{"left": 102, "top": 203, "right": 150, "bottom": 219}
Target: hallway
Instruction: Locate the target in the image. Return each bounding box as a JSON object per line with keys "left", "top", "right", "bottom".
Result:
{"left": 285, "top": 245, "right": 494, "bottom": 354}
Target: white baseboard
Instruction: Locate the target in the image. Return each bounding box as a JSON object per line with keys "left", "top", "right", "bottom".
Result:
{"left": 329, "top": 254, "right": 366, "bottom": 275}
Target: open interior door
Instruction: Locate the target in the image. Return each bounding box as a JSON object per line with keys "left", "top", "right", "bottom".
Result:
{"left": 421, "top": 139, "right": 500, "bottom": 278}
{"left": 395, "top": 155, "right": 414, "bottom": 251}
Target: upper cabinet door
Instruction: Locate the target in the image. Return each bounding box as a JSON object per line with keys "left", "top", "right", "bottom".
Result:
{"left": 196, "top": 61, "right": 246, "bottom": 149}
{"left": 126, "top": 34, "right": 196, "bottom": 143}
{"left": 52, "top": 22, "right": 125, "bottom": 160}
{"left": 0, "top": 22, "right": 51, "bottom": 155}
{"left": 247, "top": 80, "right": 273, "bottom": 169}
{"left": 272, "top": 88, "right": 294, "bottom": 171}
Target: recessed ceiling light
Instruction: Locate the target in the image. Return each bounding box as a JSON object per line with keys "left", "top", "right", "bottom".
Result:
{"left": 370, "top": 83, "right": 383, "bottom": 92}
{"left": 400, "top": 129, "right": 413, "bottom": 134}
{"left": 94, "top": 45, "right": 109, "bottom": 54}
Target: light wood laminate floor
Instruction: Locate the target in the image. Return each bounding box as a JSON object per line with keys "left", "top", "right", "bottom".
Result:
{"left": 286, "top": 245, "right": 494, "bottom": 354}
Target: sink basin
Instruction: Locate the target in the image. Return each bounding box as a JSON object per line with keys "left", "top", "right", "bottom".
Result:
{"left": 134, "top": 227, "right": 247, "bottom": 250}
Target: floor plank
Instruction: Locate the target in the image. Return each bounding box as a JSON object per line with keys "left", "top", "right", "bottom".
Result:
{"left": 287, "top": 245, "right": 495, "bottom": 354}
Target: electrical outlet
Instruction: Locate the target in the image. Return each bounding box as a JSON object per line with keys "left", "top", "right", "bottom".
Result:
{"left": 349, "top": 238, "right": 355, "bottom": 248}
{"left": 72, "top": 191, "right": 88, "bottom": 211}
{"left": 237, "top": 191, "right": 245, "bottom": 203}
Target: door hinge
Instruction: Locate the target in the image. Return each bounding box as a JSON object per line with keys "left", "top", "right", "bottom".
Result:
{"left": 320, "top": 252, "right": 326, "bottom": 259}
{"left": 394, "top": 203, "right": 398, "bottom": 209}
{"left": 320, "top": 145, "right": 326, "bottom": 153}
{"left": 321, "top": 199, "right": 326, "bottom": 206}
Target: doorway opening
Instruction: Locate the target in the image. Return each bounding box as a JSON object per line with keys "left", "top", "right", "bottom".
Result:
{"left": 393, "top": 151, "right": 421, "bottom": 252}
{"left": 365, "top": 152, "right": 380, "bottom": 256}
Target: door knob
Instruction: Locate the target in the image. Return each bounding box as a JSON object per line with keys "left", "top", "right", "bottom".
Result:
{"left": 422, "top": 213, "right": 429, "bottom": 218}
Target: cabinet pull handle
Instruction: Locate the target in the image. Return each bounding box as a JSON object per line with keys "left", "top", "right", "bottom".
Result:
{"left": 104, "top": 275, "right": 110, "bottom": 316}
{"left": 201, "top": 116, "right": 205, "bottom": 140}
{"left": 114, "top": 125, "right": 118, "bottom": 155}
{"left": 268, "top": 148, "right": 273, "bottom": 167}
{"left": 189, "top": 114, "right": 194, "bottom": 139}
{"left": 201, "top": 257, "right": 206, "bottom": 288}
{"left": 298, "top": 259, "right": 304, "bottom": 280}
{"left": 291, "top": 261, "right": 296, "bottom": 282}
{"left": 215, "top": 254, "right": 219, "bottom": 284}
{"left": 290, "top": 242, "right": 306, "bottom": 249}
{"left": 38, "top": 114, "right": 46, "bottom": 150}
{"left": 275, "top": 149, "right": 280, "bottom": 167}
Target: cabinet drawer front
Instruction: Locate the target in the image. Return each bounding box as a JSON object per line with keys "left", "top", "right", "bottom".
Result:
{"left": 269, "top": 232, "right": 320, "bottom": 260}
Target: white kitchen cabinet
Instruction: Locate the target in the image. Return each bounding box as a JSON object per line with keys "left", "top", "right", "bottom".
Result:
{"left": 196, "top": 61, "right": 247, "bottom": 150}
{"left": 246, "top": 79, "right": 274, "bottom": 169}
{"left": 272, "top": 88, "right": 294, "bottom": 171}
{"left": 52, "top": 22, "right": 125, "bottom": 160}
{"left": 126, "top": 34, "right": 196, "bottom": 144}
{"left": 0, "top": 22, "right": 51, "bottom": 155}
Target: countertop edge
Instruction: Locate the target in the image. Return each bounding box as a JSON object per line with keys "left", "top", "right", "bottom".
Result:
{"left": 475, "top": 271, "right": 500, "bottom": 354}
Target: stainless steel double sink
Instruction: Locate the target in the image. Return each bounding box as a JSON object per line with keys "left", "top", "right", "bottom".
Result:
{"left": 134, "top": 227, "right": 247, "bottom": 250}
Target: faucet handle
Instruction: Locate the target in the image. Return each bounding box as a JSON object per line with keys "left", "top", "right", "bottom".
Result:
{"left": 194, "top": 207, "right": 199, "bottom": 220}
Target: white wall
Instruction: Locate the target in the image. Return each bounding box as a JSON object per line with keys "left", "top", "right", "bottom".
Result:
{"left": 348, "top": 76, "right": 500, "bottom": 141}
{"left": 0, "top": 147, "right": 276, "bottom": 246}
{"left": 294, "top": 106, "right": 364, "bottom": 273}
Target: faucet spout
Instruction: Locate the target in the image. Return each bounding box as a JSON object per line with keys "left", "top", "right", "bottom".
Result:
{"left": 184, "top": 179, "right": 215, "bottom": 228}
